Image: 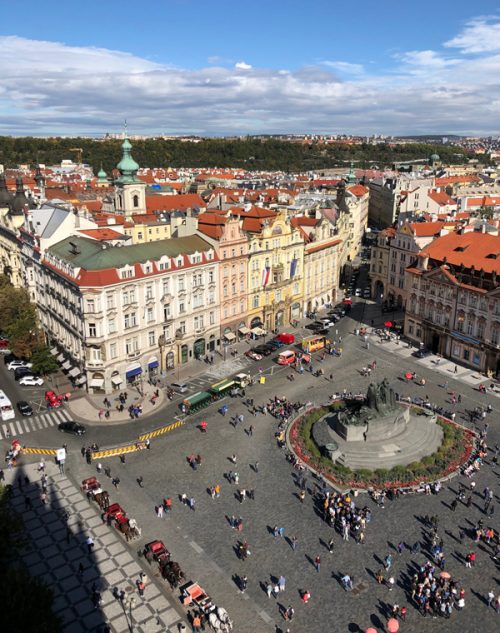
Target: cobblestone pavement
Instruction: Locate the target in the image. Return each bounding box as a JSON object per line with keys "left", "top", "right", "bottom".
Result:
{"left": 7, "top": 302, "right": 500, "bottom": 633}
{"left": 5, "top": 462, "right": 187, "bottom": 633}
{"left": 65, "top": 322, "right": 500, "bottom": 633}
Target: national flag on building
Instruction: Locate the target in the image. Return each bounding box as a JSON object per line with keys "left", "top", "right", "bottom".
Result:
{"left": 262, "top": 266, "right": 271, "bottom": 286}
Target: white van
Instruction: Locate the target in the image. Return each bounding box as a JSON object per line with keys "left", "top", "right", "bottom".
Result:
{"left": 0, "top": 389, "right": 15, "bottom": 421}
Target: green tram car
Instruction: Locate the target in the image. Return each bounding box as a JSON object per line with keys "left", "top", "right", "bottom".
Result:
{"left": 181, "top": 378, "right": 236, "bottom": 414}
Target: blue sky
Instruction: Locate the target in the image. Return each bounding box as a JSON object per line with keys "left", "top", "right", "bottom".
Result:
{"left": 1, "top": 0, "right": 499, "bottom": 136}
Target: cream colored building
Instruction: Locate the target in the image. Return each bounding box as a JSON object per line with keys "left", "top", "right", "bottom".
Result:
{"left": 292, "top": 215, "right": 341, "bottom": 313}
{"left": 40, "top": 234, "right": 219, "bottom": 393}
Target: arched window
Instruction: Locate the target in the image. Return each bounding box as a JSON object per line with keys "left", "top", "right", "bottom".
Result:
{"left": 133, "top": 194, "right": 139, "bottom": 208}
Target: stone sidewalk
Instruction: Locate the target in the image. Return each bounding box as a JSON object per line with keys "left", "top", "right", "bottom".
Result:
{"left": 364, "top": 329, "right": 500, "bottom": 397}
{"left": 5, "top": 462, "right": 187, "bottom": 633}
{"left": 67, "top": 386, "right": 167, "bottom": 426}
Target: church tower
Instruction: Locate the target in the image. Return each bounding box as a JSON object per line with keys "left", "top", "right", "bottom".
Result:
{"left": 114, "top": 135, "right": 146, "bottom": 218}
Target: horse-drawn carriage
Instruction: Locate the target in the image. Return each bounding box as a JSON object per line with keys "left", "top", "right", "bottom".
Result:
{"left": 180, "top": 581, "right": 233, "bottom": 631}
{"left": 81, "top": 477, "right": 110, "bottom": 509}
{"left": 80, "top": 476, "right": 100, "bottom": 493}
{"left": 103, "top": 502, "right": 141, "bottom": 541}
{"left": 115, "top": 514, "right": 141, "bottom": 541}
{"left": 161, "top": 560, "right": 185, "bottom": 588}
{"left": 143, "top": 539, "right": 171, "bottom": 565}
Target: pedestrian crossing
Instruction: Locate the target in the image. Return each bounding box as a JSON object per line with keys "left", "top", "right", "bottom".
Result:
{"left": 0, "top": 408, "right": 72, "bottom": 440}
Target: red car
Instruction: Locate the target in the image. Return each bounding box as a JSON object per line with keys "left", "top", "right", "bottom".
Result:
{"left": 276, "top": 333, "right": 295, "bottom": 344}
{"left": 45, "top": 390, "right": 63, "bottom": 408}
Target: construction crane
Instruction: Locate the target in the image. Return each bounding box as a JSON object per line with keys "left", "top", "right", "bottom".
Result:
{"left": 69, "top": 148, "right": 83, "bottom": 164}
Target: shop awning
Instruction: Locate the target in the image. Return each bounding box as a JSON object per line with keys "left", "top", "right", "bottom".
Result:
{"left": 62, "top": 360, "right": 72, "bottom": 370}
{"left": 89, "top": 378, "right": 104, "bottom": 388}
{"left": 126, "top": 362, "right": 142, "bottom": 379}
{"left": 50, "top": 347, "right": 58, "bottom": 356}
{"left": 68, "top": 367, "right": 81, "bottom": 378}
{"left": 238, "top": 326, "right": 250, "bottom": 335}
{"left": 76, "top": 375, "right": 87, "bottom": 385}
{"left": 251, "top": 327, "right": 266, "bottom": 336}
{"left": 111, "top": 375, "right": 123, "bottom": 386}
{"left": 57, "top": 354, "right": 65, "bottom": 362}
{"left": 148, "top": 356, "right": 159, "bottom": 369}
{"left": 224, "top": 332, "right": 236, "bottom": 341}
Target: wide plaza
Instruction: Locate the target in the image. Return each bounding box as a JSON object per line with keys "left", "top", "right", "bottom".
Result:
{"left": 4, "top": 300, "right": 499, "bottom": 633}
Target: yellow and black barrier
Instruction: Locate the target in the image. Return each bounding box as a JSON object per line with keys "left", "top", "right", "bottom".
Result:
{"left": 137, "top": 419, "right": 184, "bottom": 441}
{"left": 22, "top": 447, "right": 58, "bottom": 456}
{"left": 22, "top": 420, "right": 185, "bottom": 462}
{"left": 91, "top": 444, "right": 142, "bottom": 460}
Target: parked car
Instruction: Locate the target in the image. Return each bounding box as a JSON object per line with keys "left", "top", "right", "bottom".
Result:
{"left": 275, "top": 333, "right": 295, "bottom": 344}
{"left": 265, "top": 340, "right": 282, "bottom": 351}
{"left": 17, "top": 401, "right": 33, "bottom": 416}
{"left": 3, "top": 353, "right": 17, "bottom": 365}
{"left": 253, "top": 345, "right": 273, "bottom": 356}
{"left": 319, "top": 318, "right": 335, "bottom": 328}
{"left": 170, "top": 382, "right": 188, "bottom": 394}
{"left": 18, "top": 375, "right": 44, "bottom": 387}
{"left": 245, "top": 350, "right": 263, "bottom": 361}
{"left": 14, "top": 367, "right": 34, "bottom": 381}
{"left": 355, "top": 288, "right": 362, "bottom": 297}
{"left": 58, "top": 420, "right": 86, "bottom": 436}
{"left": 7, "top": 360, "right": 33, "bottom": 371}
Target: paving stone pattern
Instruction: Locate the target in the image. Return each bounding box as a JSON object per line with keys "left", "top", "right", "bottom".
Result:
{"left": 6, "top": 463, "right": 187, "bottom": 633}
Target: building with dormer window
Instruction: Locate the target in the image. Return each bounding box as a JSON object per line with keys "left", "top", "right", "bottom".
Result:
{"left": 39, "top": 234, "right": 219, "bottom": 393}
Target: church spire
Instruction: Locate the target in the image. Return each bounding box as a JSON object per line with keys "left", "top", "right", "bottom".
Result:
{"left": 116, "top": 128, "right": 140, "bottom": 184}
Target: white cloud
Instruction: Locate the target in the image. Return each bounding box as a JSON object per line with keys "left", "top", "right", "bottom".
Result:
{"left": 398, "top": 50, "right": 459, "bottom": 69}
{"left": 444, "top": 16, "right": 500, "bottom": 54}
{"left": 322, "top": 60, "right": 364, "bottom": 75}
{"left": 1, "top": 25, "right": 500, "bottom": 137}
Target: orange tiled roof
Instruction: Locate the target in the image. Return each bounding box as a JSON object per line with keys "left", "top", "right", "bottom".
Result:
{"left": 78, "top": 228, "right": 125, "bottom": 240}
{"left": 410, "top": 221, "right": 448, "bottom": 237}
{"left": 348, "top": 184, "right": 369, "bottom": 197}
{"left": 427, "top": 191, "right": 456, "bottom": 206}
{"left": 435, "top": 175, "right": 480, "bottom": 186}
{"left": 145, "top": 193, "right": 205, "bottom": 212}
{"left": 421, "top": 231, "right": 500, "bottom": 275}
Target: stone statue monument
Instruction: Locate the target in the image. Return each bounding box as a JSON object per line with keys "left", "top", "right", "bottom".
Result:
{"left": 338, "top": 378, "right": 398, "bottom": 428}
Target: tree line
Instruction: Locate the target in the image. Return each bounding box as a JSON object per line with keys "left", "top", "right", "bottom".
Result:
{"left": 0, "top": 275, "right": 58, "bottom": 375}
{"left": 0, "top": 136, "right": 477, "bottom": 174}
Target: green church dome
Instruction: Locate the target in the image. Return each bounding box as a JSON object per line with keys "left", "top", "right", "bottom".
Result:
{"left": 116, "top": 137, "right": 140, "bottom": 182}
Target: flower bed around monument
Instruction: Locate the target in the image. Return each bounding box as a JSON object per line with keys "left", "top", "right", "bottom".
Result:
{"left": 289, "top": 402, "right": 476, "bottom": 490}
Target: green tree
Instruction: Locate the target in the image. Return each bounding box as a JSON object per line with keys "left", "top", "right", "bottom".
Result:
{"left": 30, "top": 345, "right": 59, "bottom": 376}
{"left": 0, "top": 283, "right": 40, "bottom": 358}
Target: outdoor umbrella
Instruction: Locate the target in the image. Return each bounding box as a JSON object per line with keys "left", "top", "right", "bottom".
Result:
{"left": 384, "top": 321, "right": 393, "bottom": 327}
{"left": 343, "top": 298, "right": 353, "bottom": 305}
{"left": 386, "top": 618, "right": 399, "bottom": 633}
{"left": 439, "top": 571, "right": 451, "bottom": 579}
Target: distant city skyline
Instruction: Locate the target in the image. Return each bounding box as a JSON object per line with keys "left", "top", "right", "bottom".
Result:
{"left": 0, "top": 1, "right": 499, "bottom": 137}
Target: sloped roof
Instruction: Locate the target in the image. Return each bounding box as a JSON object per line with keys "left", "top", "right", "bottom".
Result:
{"left": 427, "top": 191, "right": 456, "bottom": 206}
{"left": 48, "top": 234, "right": 213, "bottom": 270}
{"left": 78, "top": 228, "right": 127, "bottom": 241}
{"left": 421, "top": 231, "right": 500, "bottom": 275}
{"left": 145, "top": 193, "right": 205, "bottom": 212}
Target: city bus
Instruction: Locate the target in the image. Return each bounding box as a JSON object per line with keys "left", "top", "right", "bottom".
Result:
{"left": 301, "top": 335, "right": 330, "bottom": 353}
{"left": 0, "top": 389, "right": 15, "bottom": 421}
